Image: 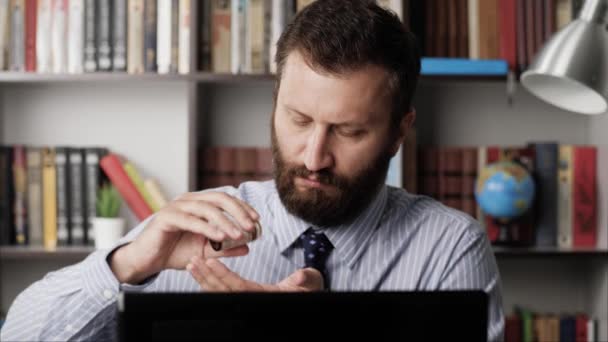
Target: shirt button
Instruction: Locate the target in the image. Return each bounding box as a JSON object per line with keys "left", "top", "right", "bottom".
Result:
{"left": 65, "top": 324, "right": 74, "bottom": 332}
{"left": 103, "top": 289, "right": 114, "bottom": 300}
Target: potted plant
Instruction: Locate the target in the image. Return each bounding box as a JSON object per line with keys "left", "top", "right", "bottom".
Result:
{"left": 92, "top": 184, "right": 125, "bottom": 250}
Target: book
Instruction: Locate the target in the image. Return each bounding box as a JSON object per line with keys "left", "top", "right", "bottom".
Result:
{"left": 55, "top": 147, "right": 71, "bottom": 245}
{"left": 69, "top": 148, "right": 86, "bottom": 245}
{"left": 499, "top": 0, "right": 517, "bottom": 70}
{"left": 530, "top": 142, "right": 559, "bottom": 247}
{"left": 42, "top": 147, "right": 57, "bottom": 250}
{"left": 67, "top": 0, "right": 84, "bottom": 73}
{"left": 84, "top": 148, "right": 108, "bottom": 245}
{"left": 24, "top": 0, "right": 36, "bottom": 71}
{"left": 83, "top": 0, "right": 97, "bottom": 72}
{"left": 9, "top": 0, "right": 25, "bottom": 71}
{"left": 123, "top": 161, "right": 158, "bottom": 212}
{"left": 100, "top": 153, "right": 153, "bottom": 221}
{"left": 26, "top": 147, "right": 43, "bottom": 246}
{"left": 97, "top": 0, "right": 112, "bottom": 70}
{"left": 128, "top": 0, "right": 145, "bottom": 74}
{"left": 178, "top": 0, "right": 190, "bottom": 74}
{"left": 144, "top": 178, "right": 168, "bottom": 209}
{"left": 51, "top": 0, "right": 67, "bottom": 74}
{"left": 420, "top": 58, "right": 508, "bottom": 76}
{"left": 211, "top": 0, "right": 231, "bottom": 73}
{"left": 598, "top": 146, "right": 608, "bottom": 249}
{"left": 157, "top": 0, "right": 173, "bottom": 74}
{"left": 113, "top": 0, "right": 127, "bottom": 71}
{"left": 170, "top": 0, "right": 179, "bottom": 73}
{"left": 0, "top": 146, "right": 15, "bottom": 245}
{"left": 144, "top": 0, "right": 157, "bottom": 72}
{"left": 12, "top": 145, "right": 28, "bottom": 245}
{"left": 0, "top": 0, "right": 8, "bottom": 70}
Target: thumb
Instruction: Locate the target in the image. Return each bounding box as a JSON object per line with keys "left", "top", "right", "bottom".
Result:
{"left": 281, "top": 268, "right": 324, "bottom": 291}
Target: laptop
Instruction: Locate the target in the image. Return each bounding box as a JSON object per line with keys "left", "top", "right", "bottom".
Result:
{"left": 118, "top": 290, "right": 488, "bottom": 342}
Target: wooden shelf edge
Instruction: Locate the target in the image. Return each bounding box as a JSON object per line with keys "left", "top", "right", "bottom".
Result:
{"left": 0, "top": 71, "right": 506, "bottom": 84}
{"left": 0, "top": 246, "right": 95, "bottom": 260}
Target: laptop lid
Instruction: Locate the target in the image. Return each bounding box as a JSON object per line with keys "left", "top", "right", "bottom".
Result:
{"left": 118, "top": 290, "right": 488, "bottom": 342}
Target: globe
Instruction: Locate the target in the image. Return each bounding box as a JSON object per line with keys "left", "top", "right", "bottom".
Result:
{"left": 475, "top": 161, "right": 536, "bottom": 220}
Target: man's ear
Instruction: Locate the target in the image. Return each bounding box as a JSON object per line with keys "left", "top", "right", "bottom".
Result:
{"left": 389, "top": 108, "right": 416, "bottom": 156}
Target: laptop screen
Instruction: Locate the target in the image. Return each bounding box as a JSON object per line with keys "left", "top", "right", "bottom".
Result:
{"left": 118, "top": 291, "right": 488, "bottom": 342}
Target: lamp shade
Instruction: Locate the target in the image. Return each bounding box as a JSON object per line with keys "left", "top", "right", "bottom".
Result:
{"left": 521, "top": 0, "right": 608, "bottom": 115}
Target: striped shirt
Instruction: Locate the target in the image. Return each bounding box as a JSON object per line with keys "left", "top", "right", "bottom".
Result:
{"left": 1, "top": 180, "right": 504, "bottom": 341}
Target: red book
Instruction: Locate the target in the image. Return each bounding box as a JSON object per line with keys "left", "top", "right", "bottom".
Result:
{"left": 25, "top": 0, "right": 37, "bottom": 72}
{"left": 505, "top": 314, "right": 522, "bottom": 342}
{"left": 100, "top": 154, "right": 153, "bottom": 221}
{"left": 499, "top": 0, "right": 517, "bottom": 70}
{"left": 575, "top": 313, "right": 588, "bottom": 342}
{"left": 573, "top": 146, "right": 597, "bottom": 247}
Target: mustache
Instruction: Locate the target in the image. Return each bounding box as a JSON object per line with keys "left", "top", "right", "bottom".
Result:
{"left": 286, "top": 165, "right": 347, "bottom": 188}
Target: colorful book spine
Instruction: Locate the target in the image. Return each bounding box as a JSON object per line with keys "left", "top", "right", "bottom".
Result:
{"left": 42, "top": 147, "right": 57, "bottom": 250}
{"left": 123, "top": 161, "right": 158, "bottom": 212}
{"left": 26, "top": 147, "right": 43, "bottom": 246}
{"left": 100, "top": 154, "right": 153, "bottom": 221}
{"left": 144, "top": 178, "right": 168, "bottom": 209}
{"left": 12, "top": 145, "right": 28, "bottom": 245}
{"left": 24, "top": 0, "right": 37, "bottom": 71}
{"left": 572, "top": 146, "right": 597, "bottom": 247}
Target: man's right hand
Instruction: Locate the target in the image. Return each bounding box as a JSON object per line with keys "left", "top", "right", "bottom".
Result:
{"left": 109, "top": 191, "right": 260, "bottom": 284}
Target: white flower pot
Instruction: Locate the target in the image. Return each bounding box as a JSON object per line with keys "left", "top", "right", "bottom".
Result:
{"left": 92, "top": 217, "right": 126, "bottom": 250}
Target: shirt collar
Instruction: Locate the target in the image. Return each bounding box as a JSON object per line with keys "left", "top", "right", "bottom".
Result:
{"left": 271, "top": 183, "right": 388, "bottom": 269}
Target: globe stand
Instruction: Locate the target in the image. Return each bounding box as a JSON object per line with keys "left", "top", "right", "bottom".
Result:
{"left": 494, "top": 218, "right": 516, "bottom": 245}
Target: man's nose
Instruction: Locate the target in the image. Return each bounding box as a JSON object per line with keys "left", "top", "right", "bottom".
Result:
{"left": 304, "top": 127, "right": 334, "bottom": 172}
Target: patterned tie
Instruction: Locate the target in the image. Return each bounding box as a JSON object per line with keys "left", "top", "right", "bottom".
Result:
{"left": 299, "top": 228, "right": 334, "bottom": 289}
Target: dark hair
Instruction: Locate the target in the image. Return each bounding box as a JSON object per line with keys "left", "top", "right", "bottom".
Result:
{"left": 274, "top": 0, "right": 421, "bottom": 128}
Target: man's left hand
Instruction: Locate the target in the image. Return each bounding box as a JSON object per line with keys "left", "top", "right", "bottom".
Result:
{"left": 186, "top": 256, "right": 324, "bottom": 292}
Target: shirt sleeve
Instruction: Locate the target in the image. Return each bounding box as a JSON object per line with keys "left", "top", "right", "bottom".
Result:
{"left": 438, "top": 223, "right": 505, "bottom": 342}
{"left": 0, "top": 217, "right": 154, "bottom": 342}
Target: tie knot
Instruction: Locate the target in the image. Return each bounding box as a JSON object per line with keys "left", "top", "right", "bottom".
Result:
{"left": 300, "top": 228, "right": 333, "bottom": 271}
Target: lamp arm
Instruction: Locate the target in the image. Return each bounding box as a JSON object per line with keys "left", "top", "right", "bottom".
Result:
{"left": 579, "top": 0, "right": 608, "bottom": 24}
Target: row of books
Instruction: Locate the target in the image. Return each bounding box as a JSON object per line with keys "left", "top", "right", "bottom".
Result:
{"left": 0, "top": 0, "right": 191, "bottom": 74}
{"left": 506, "top": 308, "right": 600, "bottom": 342}
{"left": 198, "top": 146, "right": 273, "bottom": 189}
{"left": 198, "top": 0, "right": 404, "bottom": 74}
{"left": 408, "top": 0, "right": 583, "bottom": 72}
{"left": 0, "top": 145, "right": 108, "bottom": 248}
{"left": 417, "top": 143, "right": 608, "bottom": 249}
{"left": 0, "top": 145, "right": 169, "bottom": 248}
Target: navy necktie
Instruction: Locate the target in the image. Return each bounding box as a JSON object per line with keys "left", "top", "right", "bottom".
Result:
{"left": 300, "top": 228, "right": 334, "bottom": 289}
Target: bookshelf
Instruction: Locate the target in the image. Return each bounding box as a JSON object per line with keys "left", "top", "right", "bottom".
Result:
{"left": 0, "top": 1, "right": 607, "bottom": 341}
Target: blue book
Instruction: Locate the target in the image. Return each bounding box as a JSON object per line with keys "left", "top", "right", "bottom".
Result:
{"left": 420, "top": 58, "right": 509, "bottom": 76}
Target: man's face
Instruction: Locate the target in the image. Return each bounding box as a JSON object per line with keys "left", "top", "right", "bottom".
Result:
{"left": 272, "top": 52, "right": 407, "bottom": 227}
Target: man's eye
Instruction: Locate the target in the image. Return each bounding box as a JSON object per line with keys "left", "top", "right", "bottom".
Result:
{"left": 339, "top": 129, "right": 364, "bottom": 137}
{"left": 293, "top": 118, "right": 310, "bottom": 126}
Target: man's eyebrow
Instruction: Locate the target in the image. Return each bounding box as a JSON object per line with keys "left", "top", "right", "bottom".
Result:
{"left": 284, "top": 106, "right": 310, "bottom": 117}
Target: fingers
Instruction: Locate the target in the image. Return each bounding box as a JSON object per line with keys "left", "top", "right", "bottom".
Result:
{"left": 203, "top": 243, "right": 249, "bottom": 259}
{"left": 156, "top": 207, "right": 226, "bottom": 242}
{"left": 182, "top": 192, "right": 260, "bottom": 232}
{"left": 278, "top": 268, "right": 324, "bottom": 292}
{"left": 187, "top": 257, "right": 264, "bottom": 292}
{"left": 174, "top": 200, "right": 244, "bottom": 240}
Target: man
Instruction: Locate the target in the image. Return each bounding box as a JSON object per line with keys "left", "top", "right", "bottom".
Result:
{"left": 1, "top": 1, "right": 504, "bottom": 341}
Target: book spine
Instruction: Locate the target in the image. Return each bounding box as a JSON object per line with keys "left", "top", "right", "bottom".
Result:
{"left": 51, "top": 0, "right": 67, "bottom": 73}
{"left": 516, "top": 0, "right": 527, "bottom": 72}
{"left": 170, "top": 0, "right": 179, "bottom": 72}
{"left": 0, "top": 0, "right": 9, "bottom": 70}
{"left": 558, "top": 145, "right": 574, "bottom": 248}
{"left": 42, "top": 147, "right": 57, "bottom": 250}
{"left": 83, "top": 0, "right": 97, "bottom": 72}
{"left": 97, "top": 0, "right": 112, "bottom": 70}
{"left": 100, "top": 154, "right": 154, "bottom": 221}
{"left": 112, "top": 0, "right": 127, "bottom": 70}
{"left": 598, "top": 146, "right": 608, "bottom": 249}
{"left": 198, "top": 0, "right": 211, "bottom": 71}
{"left": 144, "top": 178, "right": 168, "bottom": 209}
{"left": 24, "top": 0, "right": 37, "bottom": 71}
{"left": 0, "top": 146, "right": 15, "bottom": 245}
{"left": 123, "top": 161, "right": 158, "bottom": 211}
{"left": 248, "top": 0, "right": 264, "bottom": 73}
{"left": 10, "top": 0, "right": 25, "bottom": 71}
{"left": 467, "top": 0, "right": 479, "bottom": 58}
{"left": 36, "top": 0, "right": 52, "bottom": 73}
{"left": 84, "top": 148, "right": 107, "bottom": 245}
{"left": 69, "top": 148, "right": 86, "bottom": 245}
{"left": 127, "top": 0, "right": 144, "bottom": 73}
{"left": 26, "top": 147, "right": 43, "bottom": 246}
{"left": 268, "top": 0, "right": 283, "bottom": 74}
{"left": 211, "top": 0, "right": 231, "bottom": 73}
{"left": 12, "top": 145, "right": 28, "bottom": 245}
{"left": 531, "top": 142, "right": 559, "bottom": 247}
{"left": 499, "top": 0, "right": 517, "bottom": 70}
{"left": 572, "top": 146, "right": 597, "bottom": 247}
{"left": 230, "top": 0, "right": 240, "bottom": 74}
{"left": 143, "top": 0, "right": 157, "bottom": 72}
{"left": 55, "top": 147, "right": 71, "bottom": 245}
{"left": 67, "top": 0, "right": 84, "bottom": 74}
{"left": 156, "top": 0, "right": 172, "bottom": 73}
{"left": 178, "top": 0, "right": 190, "bottom": 74}
{"left": 461, "top": 147, "right": 478, "bottom": 218}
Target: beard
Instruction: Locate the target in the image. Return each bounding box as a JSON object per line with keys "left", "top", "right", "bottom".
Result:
{"left": 271, "top": 125, "right": 393, "bottom": 228}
